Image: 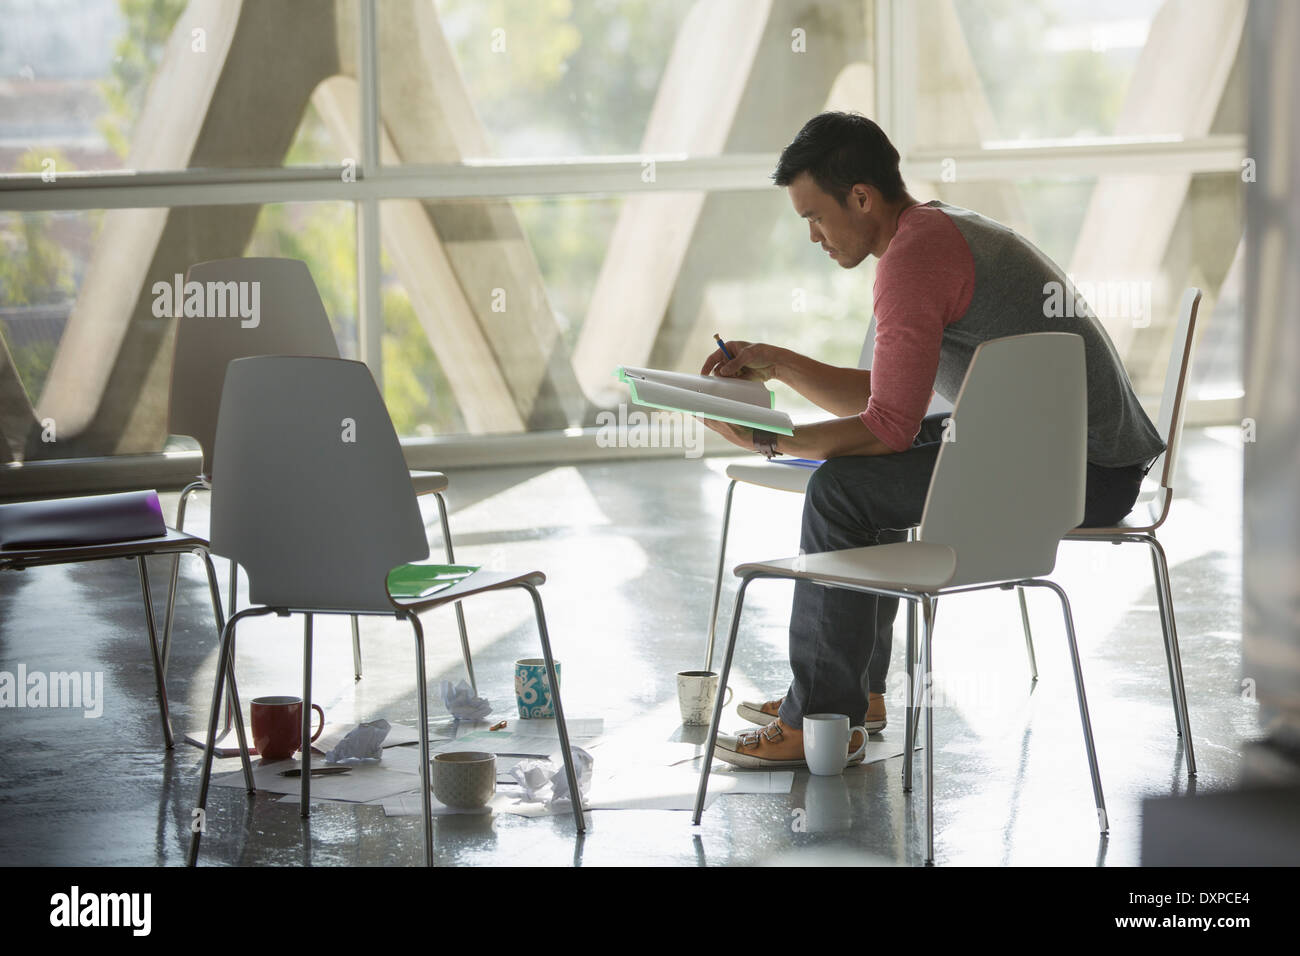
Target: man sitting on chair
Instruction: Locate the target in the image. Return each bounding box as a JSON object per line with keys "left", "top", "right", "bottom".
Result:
{"left": 697, "top": 112, "right": 1164, "bottom": 769}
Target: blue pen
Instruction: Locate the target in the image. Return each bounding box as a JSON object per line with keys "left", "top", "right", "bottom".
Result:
{"left": 713, "top": 333, "right": 734, "bottom": 362}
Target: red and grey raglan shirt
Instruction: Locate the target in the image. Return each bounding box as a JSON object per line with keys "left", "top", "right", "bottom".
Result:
{"left": 861, "top": 200, "right": 1164, "bottom": 468}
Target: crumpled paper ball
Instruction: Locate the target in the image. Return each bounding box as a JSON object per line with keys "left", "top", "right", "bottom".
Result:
{"left": 510, "top": 746, "right": 593, "bottom": 807}
{"left": 440, "top": 679, "right": 492, "bottom": 721}
{"left": 325, "top": 718, "right": 391, "bottom": 764}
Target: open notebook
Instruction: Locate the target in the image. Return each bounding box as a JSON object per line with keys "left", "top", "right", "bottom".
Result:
{"left": 615, "top": 366, "right": 794, "bottom": 436}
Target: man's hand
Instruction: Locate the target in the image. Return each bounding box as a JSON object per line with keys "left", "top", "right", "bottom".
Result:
{"left": 697, "top": 415, "right": 753, "bottom": 450}
{"left": 700, "top": 340, "right": 784, "bottom": 382}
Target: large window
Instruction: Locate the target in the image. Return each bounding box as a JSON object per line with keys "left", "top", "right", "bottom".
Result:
{"left": 0, "top": 0, "right": 1246, "bottom": 465}
{"left": 894, "top": 0, "right": 1247, "bottom": 412}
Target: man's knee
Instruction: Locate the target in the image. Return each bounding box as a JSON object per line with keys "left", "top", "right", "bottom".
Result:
{"left": 804, "top": 457, "right": 862, "bottom": 515}
{"left": 804, "top": 455, "right": 930, "bottom": 540}
{"left": 802, "top": 457, "right": 892, "bottom": 541}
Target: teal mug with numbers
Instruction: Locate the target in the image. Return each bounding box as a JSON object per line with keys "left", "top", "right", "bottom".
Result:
{"left": 514, "top": 658, "right": 561, "bottom": 719}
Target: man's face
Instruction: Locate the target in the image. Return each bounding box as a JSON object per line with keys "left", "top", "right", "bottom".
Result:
{"left": 787, "top": 171, "right": 874, "bottom": 268}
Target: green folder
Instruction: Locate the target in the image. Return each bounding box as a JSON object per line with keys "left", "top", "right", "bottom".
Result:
{"left": 386, "top": 563, "right": 481, "bottom": 599}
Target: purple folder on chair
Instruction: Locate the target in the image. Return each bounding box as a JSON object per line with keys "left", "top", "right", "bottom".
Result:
{"left": 0, "top": 491, "right": 167, "bottom": 550}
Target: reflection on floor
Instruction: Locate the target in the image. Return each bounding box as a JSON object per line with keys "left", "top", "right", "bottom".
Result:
{"left": 0, "top": 428, "right": 1253, "bottom": 866}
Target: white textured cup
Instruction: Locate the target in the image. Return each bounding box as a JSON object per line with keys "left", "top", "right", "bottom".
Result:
{"left": 676, "top": 670, "right": 734, "bottom": 726}
{"left": 803, "top": 713, "right": 867, "bottom": 776}
{"left": 432, "top": 751, "right": 496, "bottom": 809}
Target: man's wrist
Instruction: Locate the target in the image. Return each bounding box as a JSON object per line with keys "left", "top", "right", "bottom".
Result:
{"left": 768, "top": 346, "right": 792, "bottom": 383}
{"left": 753, "top": 429, "right": 781, "bottom": 459}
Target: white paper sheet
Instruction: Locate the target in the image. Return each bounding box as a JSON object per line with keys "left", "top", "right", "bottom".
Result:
{"left": 373, "top": 746, "right": 422, "bottom": 775}
{"left": 498, "top": 717, "right": 604, "bottom": 738}
{"left": 847, "top": 736, "right": 917, "bottom": 766}
{"left": 445, "top": 717, "right": 604, "bottom": 739}
{"left": 212, "top": 758, "right": 424, "bottom": 804}
{"left": 429, "top": 731, "right": 562, "bottom": 757}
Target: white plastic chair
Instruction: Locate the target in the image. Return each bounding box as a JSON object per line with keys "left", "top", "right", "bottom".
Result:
{"left": 188, "top": 356, "right": 584, "bottom": 866}
{"left": 692, "top": 333, "right": 1105, "bottom": 864}
{"left": 704, "top": 321, "right": 951, "bottom": 670}
{"left": 1016, "top": 288, "right": 1203, "bottom": 776}
{"left": 160, "top": 257, "right": 472, "bottom": 691}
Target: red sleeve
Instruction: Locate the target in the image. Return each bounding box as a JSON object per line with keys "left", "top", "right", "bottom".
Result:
{"left": 860, "top": 207, "right": 975, "bottom": 451}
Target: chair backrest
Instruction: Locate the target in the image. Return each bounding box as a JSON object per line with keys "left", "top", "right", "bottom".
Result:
{"left": 918, "top": 333, "right": 1086, "bottom": 587}
{"left": 1150, "top": 287, "right": 1203, "bottom": 495}
{"left": 209, "top": 356, "right": 428, "bottom": 613}
{"left": 168, "top": 258, "right": 341, "bottom": 479}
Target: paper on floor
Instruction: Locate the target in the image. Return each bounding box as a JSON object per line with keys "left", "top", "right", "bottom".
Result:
{"left": 445, "top": 717, "right": 604, "bottom": 739}
{"left": 311, "top": 720, "right": 433, "bottom": 755}
{"left": 429, "top": 731, "right": 562, "bottom": 757}
{"left": 211, "top": 757, "right": 423, "bottom": 804}
{"left": 325, "top": 719, "right": 391, "bottom": 763}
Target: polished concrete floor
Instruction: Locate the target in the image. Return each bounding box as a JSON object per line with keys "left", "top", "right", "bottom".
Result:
{"left": 0, "top": 427, "right": 1254, "bottom": 866}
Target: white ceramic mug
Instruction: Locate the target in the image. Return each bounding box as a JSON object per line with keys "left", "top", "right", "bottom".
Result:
{"left": 676, "top": 670, "right": 734, "bottom": 726}
{"left": 803, "top": 713, "right": 868, "bottom": 775}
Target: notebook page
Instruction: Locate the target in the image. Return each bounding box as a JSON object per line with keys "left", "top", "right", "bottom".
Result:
{"left": 618, "top": 366, "right": 773, "bottom": 407}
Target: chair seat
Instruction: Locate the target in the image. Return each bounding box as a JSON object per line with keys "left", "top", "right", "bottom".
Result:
{"left": 0, "top": 527, "right": 208, "bottom": 570}
{"left": 1067, "top": 485, "right": 1167, "bottom": 537}
{"left": 725, "top": 459, "right": 818, "bottom": 494}
{"left": 1066, "top": 516, "right": 1157, "bottom": 537}
{"left": 736, "top": 540, "right": 958, "bottom": 594}
{"left": 410, "top": 470, "right": 450, "bottom": 496}
{"left": 388, "top": 566, "right": 546, "bottom": 613}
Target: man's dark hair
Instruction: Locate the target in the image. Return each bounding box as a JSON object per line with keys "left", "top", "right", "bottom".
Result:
{"left": 772, "top": 112, "right": 906, "bottom": 205}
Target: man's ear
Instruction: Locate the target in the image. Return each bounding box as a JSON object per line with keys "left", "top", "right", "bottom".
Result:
{"left": 852, "top": 184, "right": 872, "bottom": 212}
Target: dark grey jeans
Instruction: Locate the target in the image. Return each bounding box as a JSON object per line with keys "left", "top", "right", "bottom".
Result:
{"left": 776, "top": 413, "right": 1148, "bottom": 729}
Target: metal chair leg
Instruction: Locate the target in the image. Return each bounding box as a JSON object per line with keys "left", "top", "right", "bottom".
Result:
{"left": 300, "top": 614, "right": 315, "bottom": 819}
{"left": 906, "top": 597, "right": 925, "bottom": 781}
{"left": 161, "top": 479, "right": 204, "bottom": 676}
{"left": 188, "top": 606, "right": 268, "bottom": 867}
{"left": 920, "top": 596, "right": 936, "bottom": 864}
{"left": 704, "top": 480, "right": 737, "bottom": 673}
{"left": 1017, "top": 586, "right": 1039, "bottom": 682}
{"left": 1147, "top": 536, "right": 1196, "bottom": 775}
{"left": 406, "top": 613, "right": 435, "bottom": 865}
{"left": 219, "top": 560, "right": 240, "bottom": 735}
{"left": 522, "top": 583, "right": 586, "bottom": 833}
{"left": 198, "top": 551, "right": 253, "bottom": 787}
{"left": 1148, "top": 543, "right": 1183, "bottom": 738}
{"left": 434, "top": 492, "right": 476, "bottom": 695}
{"left": 136, "top": 556, "right": 173, "bottom": 750}
{"left": 351, "top": 615, "right": 363, "bottom": 681}
{"left": 903, "top": 596, "right": 917, "bottom": 791}
{"left": 1029, "top": 579, "right": 1108, "bottom": 834}
{"left": 694, "top": 574, "right": 753, "bottom": 824}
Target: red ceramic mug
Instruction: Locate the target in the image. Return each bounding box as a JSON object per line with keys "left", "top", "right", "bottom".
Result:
{"left": 250, "top": 696, "right": 324, "bottom": 761}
